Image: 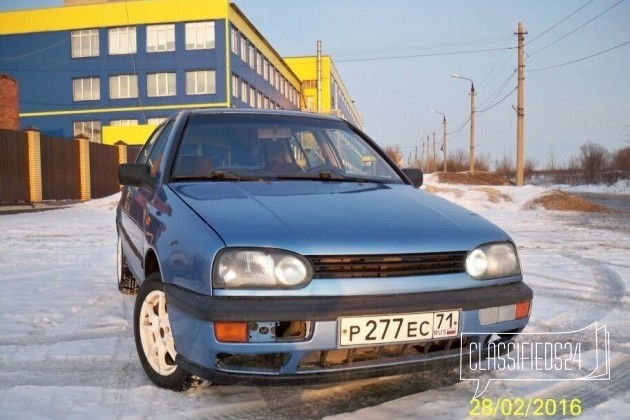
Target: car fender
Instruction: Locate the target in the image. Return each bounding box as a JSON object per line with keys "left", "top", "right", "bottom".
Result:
{"left": 143, "top": 185, "right": 225, "bottom": 296}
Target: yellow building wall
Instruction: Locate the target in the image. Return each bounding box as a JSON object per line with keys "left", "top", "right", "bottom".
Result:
{"left": 284, "top": 56, "right": 332, "bottom": 112}
{"left": 103, "top": 125, "right": 156, "bottom": 146}
{"left": 0, "top": 0, "right": 230, "bottom": 35}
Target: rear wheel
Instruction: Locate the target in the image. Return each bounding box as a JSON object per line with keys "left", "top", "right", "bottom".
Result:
{"left": 134, "top": 273, "right": 194, "bottom": 391}
{"left": 117, "top": 236, "right": 138, "bottom": 295}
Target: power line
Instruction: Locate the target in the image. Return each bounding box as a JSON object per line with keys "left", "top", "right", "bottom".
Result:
{"left": 526, "top": 0, "right": 596, "bottom": 45}
{"left": 528, "top": 0, "right": 626, "bottom": 58}
{"left": 477, "top": 86, "right": 517, "bottom": 113}
{"left": 334, "top": 46, "right": 515, "bottom": 63}
{"left": 477, "top": 69, "right": 516, "bottom": 108}
{"left": 330, "top": 35, "right": 512, "bottom": 58}
{"left": 528, "top": 39, "right": 630, "bottom": 72}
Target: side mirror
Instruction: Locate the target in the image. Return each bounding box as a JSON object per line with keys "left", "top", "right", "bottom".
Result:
{"left": 401, "top": 168, "right": 423, "bottom": 188}
{"left": 118, "top": 163, "right": 153, "bottom": 187}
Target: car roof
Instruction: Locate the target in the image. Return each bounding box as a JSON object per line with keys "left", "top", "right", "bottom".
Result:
{"left": 184, "top": 108, "right": 345, "bottom": 122}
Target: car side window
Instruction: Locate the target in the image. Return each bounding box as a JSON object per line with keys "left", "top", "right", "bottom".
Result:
{"left": 140, "top": 121, "right": 174, "bottom": 177}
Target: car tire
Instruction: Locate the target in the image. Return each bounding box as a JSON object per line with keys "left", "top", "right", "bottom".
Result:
{"left": 134, "top": 273, "right": 194, "bottom": 391}
{"left": 117, "top": 236, "right": 138, "bottom": 295}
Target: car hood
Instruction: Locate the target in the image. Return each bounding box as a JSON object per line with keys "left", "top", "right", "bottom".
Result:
{"left": 170, "top": 181, "right": 511, "bottom": 255}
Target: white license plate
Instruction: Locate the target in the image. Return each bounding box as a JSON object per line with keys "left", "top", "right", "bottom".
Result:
{"left": 338, "top": 310, "right": 460, "bottom": 347}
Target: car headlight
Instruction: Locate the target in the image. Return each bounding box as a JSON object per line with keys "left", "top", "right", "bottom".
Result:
{"left": 466, "top": 242, "right": 521, "bottom": 280}
{"left": 213, "top": 248, "right": 313, "bottom": 289}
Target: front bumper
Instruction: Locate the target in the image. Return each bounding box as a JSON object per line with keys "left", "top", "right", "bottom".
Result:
{"left": 165, "top": 281, "right": 532, "bottom": 384}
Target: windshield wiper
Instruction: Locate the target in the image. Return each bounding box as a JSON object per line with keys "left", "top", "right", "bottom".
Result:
{"left": 274, "top": 171, "right": 384, "bottom": 183}
{"left": 172, "top": 170, "right": 262, "bottom": 182}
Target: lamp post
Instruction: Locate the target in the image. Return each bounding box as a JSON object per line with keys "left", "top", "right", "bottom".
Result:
{"left": 432, "top": 110, "right": 447, "bottom": 172}
{"left": 451, "top": 73, "right": 475, "bottom": 172}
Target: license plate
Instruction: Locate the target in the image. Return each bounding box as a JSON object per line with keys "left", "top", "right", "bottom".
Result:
{"left": 338, "top": 310, "right": 460, "bottom": 347}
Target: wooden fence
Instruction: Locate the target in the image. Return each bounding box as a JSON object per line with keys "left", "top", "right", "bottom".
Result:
{"left": 0, "top": 129, "right": 29, "bottom": 202}
{"left": 0, "top": 128, "right": 139, "bottom": 204}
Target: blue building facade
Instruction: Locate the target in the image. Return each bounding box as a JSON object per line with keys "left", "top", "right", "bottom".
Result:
{"left": 0, "top": 0, "right": 303, "bottom": 144}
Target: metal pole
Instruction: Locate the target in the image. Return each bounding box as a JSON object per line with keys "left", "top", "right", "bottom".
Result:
{"left": 470, "top": 83, "right": 475, "bottom": 172}
{"left": 432, "top": 131, "right": 436, "bottom": 173}
{"left": 317, "top": 40, "right": 322, "bottom": 114}
{"left": 443, "top": 116, "right": 447, "bottom": 173}
{"left": 452, "top": 74, "right": 476, "bottom": 172}
{"left": 515, "top": 22, "right": 527, "bottom": 186}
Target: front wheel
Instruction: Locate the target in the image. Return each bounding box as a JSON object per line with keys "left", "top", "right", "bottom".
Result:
{"left": 134, "top": 273, "right": 194, "bottom": 391}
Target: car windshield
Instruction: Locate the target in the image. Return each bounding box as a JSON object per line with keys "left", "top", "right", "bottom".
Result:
{"left": 170, "top": 113, "right": 403, "bottom": 183}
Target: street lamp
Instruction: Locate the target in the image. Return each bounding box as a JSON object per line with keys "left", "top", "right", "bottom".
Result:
{"left": 432, "top": 110, "right": 447, "bottom": 172}
{"left": 451, "top": 73, "right": 476, "bottom": 172}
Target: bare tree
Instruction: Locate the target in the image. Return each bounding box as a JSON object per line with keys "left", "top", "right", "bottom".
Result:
{"left": 546, "top": 145, "right": 556, "bottom": 171}
{"left": 494, "top": 153, "right": 514, "bottom": 178}
{"left": 579, "top": 142, "right": 609, "bottom": 184}
{"left": 524, "top": 158, "right": 537, "bottom": 179}
{"left": 383, "top": 145, "right": 404, "bottom": 167}
{"left": 447, "top": 148, "right": 468, "bottom": 172}
{"left": 611, "top": 146, "right": 630, "bottom": 172}
{"left": 474, "top": 152, "right": 492, "bottom": 172}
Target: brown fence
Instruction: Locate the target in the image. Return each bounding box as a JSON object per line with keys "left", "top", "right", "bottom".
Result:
{"left": 0, "top": 128, "right": 29, "bottom": 202}
{"left": 127, "top": 146, "right": 141, "bottom": 164}
{"left": 41, "top": 134, "right": 81, "bottom": 200}
{"left": 90, "top": 142, "right": 120, "bottom": 199}
{"left": 1, "top": 128, "right": 134, "bottom": 204}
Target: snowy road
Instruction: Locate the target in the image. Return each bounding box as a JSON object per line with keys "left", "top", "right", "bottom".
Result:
{"left": 0, "top": 182, "right": 628, "bottom": 419}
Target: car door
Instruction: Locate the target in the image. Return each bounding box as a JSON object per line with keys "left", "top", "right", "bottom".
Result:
{"left": 119, "top": 120, "right": 174, "bottom": 278}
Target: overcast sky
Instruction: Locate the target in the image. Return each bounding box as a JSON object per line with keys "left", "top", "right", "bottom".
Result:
{"left": 2, "top": 0, "right": 629, "bottom": 166}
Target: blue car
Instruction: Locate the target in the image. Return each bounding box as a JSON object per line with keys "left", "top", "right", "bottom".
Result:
{"left": 116, "top": 109, "right": 532, "bottom": 390}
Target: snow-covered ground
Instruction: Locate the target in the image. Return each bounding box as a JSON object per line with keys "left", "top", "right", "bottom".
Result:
{"left": 554, "top": 179, "right": 630, "bottom": 195}
{"left": 0, "top": 179, "right": 628, "bottom": 419}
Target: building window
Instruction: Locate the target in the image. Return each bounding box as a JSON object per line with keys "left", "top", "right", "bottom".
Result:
{"left": 248, "top": 45, "right": 255, "bottom": 69}
{"left": 263, "top": 96, "right": 269, "bottom": 109}
{"left": 249, "top": 86, "right": 256, "bottom": 107}
{"left": 147, "top": 117, "right": 167, "bottom": 126}
{"left": 241, "top": 80, "right": 248, "bottom": 103}
{"left": 73, "top": 120, "right": 102, "bottom": 143}
{"left": 263, "top": 59, "right": 269, "bottom": 81}
{"left": 110, "top": 119, "right": 138, "bottom": 126}
{"left": 148, "top": 72, "right": 176, "bottom": 97}
{"left": 257, "top": 91, "right": 263, "bottom": 108}
{"left": 232, "top": 74, "right": 240, "bottom": 98}
{"left": 73, "top": 77, "right": 100, "bottom": 101}
{"left": 185, "top": 21, "right": 215, "bottom": 50}
{"left": 256, "top": 51, "right": 262, "bottom": 75}
{"left": 147, "top": 24, "right": 175, "bottom": 53}
{"left": 108, "top": 27, "right": 136, "bottom": 55}
{"left": 186, "top": 70, "right": 216, "bottom": 95}
{"left": 230, "top": 27, "right": 239, "bottom": 55}
{"left": 71, "top": 29, "right": 99, "bottom": 58}
{"left": 109, "top": 75, "right": 138, "bottom": 99}
{"left": 240, "top": 37, "right": 248, "bottom": 63}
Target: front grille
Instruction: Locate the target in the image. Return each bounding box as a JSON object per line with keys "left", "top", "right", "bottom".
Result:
{"left": 307, "top": 252, "right": 467, "bottom": 279}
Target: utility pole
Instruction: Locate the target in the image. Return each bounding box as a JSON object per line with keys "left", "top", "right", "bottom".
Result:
{"left": 316, "top": 40, "right": 322, "bottom": 114}
{"left": 442, "top": 116, "right": 447, "bottom": 172}
{"left": 423, "top": 140, "right": 428, "bottom": 172}
{"left": 470, "top": 84, "right": 475, "bottom": 172}
{"left": 452, "top": 74, "right": 476, "bottom": 172}
{"left": 515, "top": 22, "right": 527, "bottom": 186}
{"left": 432, "top": 110, "right": 447, "bottom": 172}
{"left": 414, "top": 146, "right": 418, "bottom": 168}
{"left": 432, "top": 131, "right": 436, "bottom": 173}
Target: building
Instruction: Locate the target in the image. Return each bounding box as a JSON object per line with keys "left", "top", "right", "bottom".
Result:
{"left": 0, "top": 0, "right": 361, "bottom": 145}
{"left": 285, "top": 55, "right": 363, "bottom": 129}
